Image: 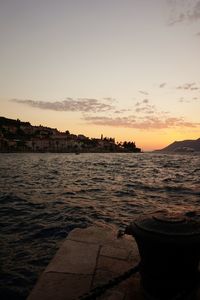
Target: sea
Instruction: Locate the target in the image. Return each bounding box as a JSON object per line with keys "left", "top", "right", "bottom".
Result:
{"left": 0, "top": 152, "right": 200, "bottom": 299}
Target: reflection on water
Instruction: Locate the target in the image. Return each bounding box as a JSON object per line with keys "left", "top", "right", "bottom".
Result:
{"left": 0, "top": 153, "right": 200, "bottom": 299}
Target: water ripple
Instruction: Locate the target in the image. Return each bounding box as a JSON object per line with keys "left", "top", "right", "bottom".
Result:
{"left": 0, "top": 152, "right": 200, "bottom": 299}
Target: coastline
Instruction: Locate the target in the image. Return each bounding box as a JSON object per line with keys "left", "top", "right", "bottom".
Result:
{"left": 0, "top": 116, "right": 141, "bottom": 154}
{"left": 0, "top": 149, "right": 142, "bottom": 154}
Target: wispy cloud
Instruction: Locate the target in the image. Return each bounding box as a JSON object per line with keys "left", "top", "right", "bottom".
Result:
{"left": 103, "top": 97, "right": 116, "bottom": 103}
{"left": 83, "top": 98, "right": 199, "bottom": 129}
{"left": 134, "top": 99, "right": 155, "bottom": 114}
{"left": 159, "top": 83, "right": 166, "bottom": 88}
{"left": 138, "top": 90, "right": 149, "bottom": 95}
{"left": 179, "top": 96, "right": 199, "bottom": 103}
{"left": 84, "top": 116, "right": 136, "bottom": 128}
{"left": 11, "top": 98, "right": 115, "bottom": 113}
{"left": 143, "top": 99, "right": 149, "bottom": 104}
{"left": 11, "top": 96, "right": 200, "bottom": 130}
{"left": 178, "top": 97, "right": 190, "bottom": 103}
{"left": 84, "top": 115, "right": 199, "bottom": 130}
{"left": 168, "top": 0, "right": 200, "bottom": 25}
{"left": 176, "top": 82, "right": 199, "bottom": 90}
{"left": 114, "top": 109, "right": 131, "bottom": 114}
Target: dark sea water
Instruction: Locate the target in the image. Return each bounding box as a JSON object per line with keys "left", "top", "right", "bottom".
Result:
{"left": 0, "top": 153, "right": 200, "bottom": 299}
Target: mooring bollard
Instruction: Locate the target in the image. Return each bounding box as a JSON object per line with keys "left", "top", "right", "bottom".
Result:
{"left": 125, "top": 211, "right": 200, "bottom": 300}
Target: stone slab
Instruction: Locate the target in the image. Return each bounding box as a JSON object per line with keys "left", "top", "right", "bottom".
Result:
{"left": 45, "top": 239, "right": 99, "bottom": 275}
{"left": 67, "top": 226, "right": 118, "bottom": 245}
{"left": 93, "top": 265, "right": 141, "bottom": 299}
{"left": 97, "top": 255, "right": 135, "bottom": 275}
{"left": 28, "top": 226, "right": 141, "bottom": 300}
{"left": 67, "top": 226, "right": 140, "bottom": 251}
{"left": 92, "top": 269, "right": 117, "bottom": 288}
{"left": 27, "top": 273, "right": 92, "bottom": 300}
{"left": 100, "top": 245, "right": 130, "bottom": 260}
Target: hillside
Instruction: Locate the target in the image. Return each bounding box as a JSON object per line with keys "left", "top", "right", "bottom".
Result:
{"left": 0, "top": 116, "right": 141, "bottom": 153}
{"left": 157, "top": 138, "right": 200, "bottom": 153}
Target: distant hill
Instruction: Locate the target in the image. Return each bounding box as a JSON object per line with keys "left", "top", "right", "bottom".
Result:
{"left": 157, "top": 138, "right": 200, "bottom": 153}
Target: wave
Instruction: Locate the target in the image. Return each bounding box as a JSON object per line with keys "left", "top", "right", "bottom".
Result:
{"left": 0, "top": 152, "right": 200, "bottom": 299}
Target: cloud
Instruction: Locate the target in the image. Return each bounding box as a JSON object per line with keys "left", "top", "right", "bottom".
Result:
{"left": 138, "top": 90, "right": 149, "bottom": 95}
{"left": 179, "top": 96, "right": 199, "bottom": 103}
{"left": 11, "top": 98, "right": 115, "bottom": 113}
{"left": 103, "top": 97, "right": 116, "bottom": 103}
{"left": 84, "top": 116, "right": 136, "bottom": 127}
{"left": 135, "top": 107, "right": 154, "bottom": 114}
{"left": 168, "top": 0, "right": 200, "bottom": 25}
{"left": 135, "top": 99, "right": 149, "bottom": 106}
{"left": 159, "top": 83, "right": 166, "bottom": 88}
{"left": 83, "top": 98, "right": 199, "bottom": 130}
{"left": 84, "top": 115, "right": 200, "bottom": 130}
{"left": 188, "top": 1, "right": 200, "bottom": 22}
{"left": 11, "top": 96, "right": 200, "bottom": 131}
{"left": 176, "top": 82, "right": 199, "bottom": 90}
{"left": 178, "top": 97, "right": 190, "bottom": 103}
{"left": 114, "top": 109, "right": 131, "bottom": 114}
{"left": 134, "top": 99, "right": 156, "bottom": 114}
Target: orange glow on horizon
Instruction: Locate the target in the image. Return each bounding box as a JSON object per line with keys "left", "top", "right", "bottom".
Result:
{"left": 1, "top": 100, "right": 199, "bottom": 152}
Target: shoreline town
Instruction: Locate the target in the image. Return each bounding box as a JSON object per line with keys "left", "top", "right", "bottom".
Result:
{"left": 0, "top": 117, "right": 141, "bottom": 153}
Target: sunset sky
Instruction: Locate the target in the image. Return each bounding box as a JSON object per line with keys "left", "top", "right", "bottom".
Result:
{"left": 0, "top": 0, "right": 200, "bottom": 151}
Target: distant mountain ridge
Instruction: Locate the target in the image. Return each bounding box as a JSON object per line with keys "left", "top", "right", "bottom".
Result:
{"left": 157, "top": 138, "right": 200, "bottom": 153}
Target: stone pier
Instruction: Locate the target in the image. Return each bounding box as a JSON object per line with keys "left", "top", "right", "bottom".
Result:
{"left": 27, "top": 225, "right": 200, "bottom": 300}
{"left": 27, "top": 225, "right": 142, "bottom": 300}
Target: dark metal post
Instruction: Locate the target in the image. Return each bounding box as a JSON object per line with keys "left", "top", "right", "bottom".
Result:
{"left": 125, "top": 211, "right": 200, "bottom": 299}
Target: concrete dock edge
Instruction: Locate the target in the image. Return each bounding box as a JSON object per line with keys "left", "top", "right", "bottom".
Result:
{"left": 27, "top": 225, "right": 141, "bottom": 300}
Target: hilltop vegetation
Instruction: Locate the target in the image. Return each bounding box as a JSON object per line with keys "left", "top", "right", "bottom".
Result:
{"left": 0, "top": 117, "right": 141, "bottom": 153}
{"left": 156, "top": 138, "right": 200, "bottom": 153}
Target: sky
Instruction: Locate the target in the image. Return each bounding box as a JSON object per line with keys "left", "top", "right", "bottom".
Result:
{"left": 0, "top": 0, "right": 200, "bottom": 151}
